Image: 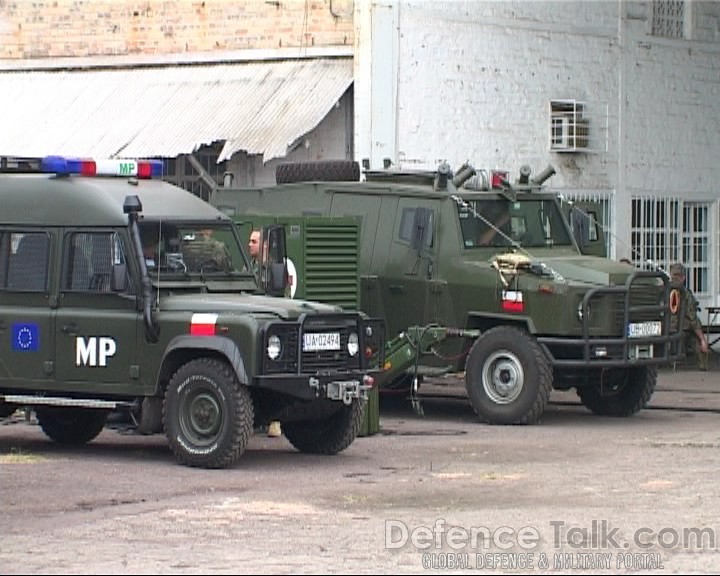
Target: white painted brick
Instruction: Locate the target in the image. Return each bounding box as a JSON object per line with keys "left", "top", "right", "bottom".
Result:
{"left": 384, "top": 0, "right": 720, "bottom": 205}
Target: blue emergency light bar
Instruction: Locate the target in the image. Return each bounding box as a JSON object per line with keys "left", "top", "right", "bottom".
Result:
{"left": 40, "top": 156, "right": 164, "bottom": 179}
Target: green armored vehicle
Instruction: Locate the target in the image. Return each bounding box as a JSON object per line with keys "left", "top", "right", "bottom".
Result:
{"left": 213, "top": 160, "right": 684, "bottom": 425}
{"left": 0, "top": 157, "right": 384, "bottom": 468}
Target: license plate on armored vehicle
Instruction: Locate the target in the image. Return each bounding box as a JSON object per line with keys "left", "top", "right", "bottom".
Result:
{"left": 628, "top": 321, "right": 662, "bottom": 338}
{"left": 303, "top": 332, "right": 341, "bottom": 352}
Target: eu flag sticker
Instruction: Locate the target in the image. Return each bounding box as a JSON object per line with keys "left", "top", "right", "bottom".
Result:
{"left": 12, "top": 323, "right": 39, "bottom": 352}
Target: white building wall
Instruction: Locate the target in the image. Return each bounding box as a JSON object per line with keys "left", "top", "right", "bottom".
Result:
{"left": 624, "top": 7, "right": 720, "bottom": 197}
{"left": 355, "top": 0, "right": 720, "bottom": 307}
{"left": 359, "top": 1, "right": 620, "bottom": 185}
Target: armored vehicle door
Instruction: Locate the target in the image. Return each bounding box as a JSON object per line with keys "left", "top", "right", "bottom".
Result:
{"left": 54, "top": 230, "right": 140, "bottom": 386}
{"left": 329, "top": 191, "right": 382, "bottom": 273}
{"left": 381, "top": 197, "right": 441, "bottom": 337}
{"left": 0, "top": 230, "right": 55, "bottom": 384}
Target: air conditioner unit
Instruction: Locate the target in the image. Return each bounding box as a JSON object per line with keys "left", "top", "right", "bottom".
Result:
{"left": 551, "top": 114, "right": 589, "bottom": 151}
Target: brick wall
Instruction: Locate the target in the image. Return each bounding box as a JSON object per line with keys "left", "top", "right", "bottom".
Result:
{"left": 0, "top": 0, "right": 354, "bottom": 59}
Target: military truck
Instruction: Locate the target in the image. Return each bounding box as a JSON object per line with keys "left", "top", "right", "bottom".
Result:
{"left": 212, "top": 160, "right": 685, "bottom": 425}
{"left": 0, "top": 157, "right": 384, "bottom": 468}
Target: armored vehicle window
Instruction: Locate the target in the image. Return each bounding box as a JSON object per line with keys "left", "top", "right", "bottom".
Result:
{"left": 398, "top": 207, "right": 434, "bottom": 247}
{"left": 457, "top": 198, "right": 572, "bottom": 249}
{"left": 0, "top": 231, "right": 50, "bottom": 292}
{"left": 64, "top": 232, "right": 127, "bottom": 292}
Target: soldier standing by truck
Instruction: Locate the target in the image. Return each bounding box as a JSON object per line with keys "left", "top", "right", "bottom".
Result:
{"left": 248, "top": 229, "right": 264, "bottom": 279}
{"left": 670, "top": 262, "right": 709, "bottom": 369}
{"left": 249, "top": 228, "right": 282, "bottom": 437}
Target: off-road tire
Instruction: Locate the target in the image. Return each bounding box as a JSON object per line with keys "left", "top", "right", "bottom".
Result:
{"left": 276, "top": 160, "right": 360, "bottom": 184}
{"left": 283, "top": 400, "right": 365, "bottom": 455}
{"left": 35, "top": 407, "right": 108, "bottom": 444}
{"left": 576, "top": 366, "right": 656, "bottom": 417}
{"left": 464, "top": 326, "right": 552, "bottom": 424}
{"left": 164, "top": 357, "right": 253, "bottom": 469}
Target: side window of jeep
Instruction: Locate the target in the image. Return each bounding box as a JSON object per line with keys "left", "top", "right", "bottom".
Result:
{"left": 0, "top": 230, "right": 50, "bottom": 292}
{"left": 63, "top": 231, "right": 129, "bottom": 293}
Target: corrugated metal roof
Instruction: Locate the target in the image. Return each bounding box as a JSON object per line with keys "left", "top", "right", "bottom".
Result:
{"left": 0, "top": 57, "right": 352, "bottom": 163}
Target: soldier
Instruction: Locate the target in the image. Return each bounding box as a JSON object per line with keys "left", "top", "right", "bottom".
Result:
{"left": 670, "top": 262, "right": 709, "bottom": 370}
{"left": 182, "top": 228, "right": 231, "bottom": 271}
{"left": 249, "top": 228, "right": 282, "bottom": 439}
{"left": 478, "top": 204, "right": 512, "bottom": 246}
{"left": 248, "top": 229, "right": 263, "bottom": 278}
{"left": 139, "top": 224, "right": 161, "bottom": 269}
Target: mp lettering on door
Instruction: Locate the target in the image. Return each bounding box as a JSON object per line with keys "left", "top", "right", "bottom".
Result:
{"left": 76, "top": 337, "right": 117, "bottom": 367}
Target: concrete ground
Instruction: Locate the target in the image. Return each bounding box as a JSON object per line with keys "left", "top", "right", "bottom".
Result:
{"left": 1, "top": 365, "right": 719, "bottom": 575}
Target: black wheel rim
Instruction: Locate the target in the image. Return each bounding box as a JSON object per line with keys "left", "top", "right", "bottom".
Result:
{"left": 179, "top": 389, "right": 223, "bottom": 446}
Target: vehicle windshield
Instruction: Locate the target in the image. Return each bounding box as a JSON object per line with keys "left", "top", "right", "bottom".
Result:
{"left": 138, "top": 221, "right": 251, "bottom": 277}
{"left": 456, "top": 197, "right": 573, "bottom": 249}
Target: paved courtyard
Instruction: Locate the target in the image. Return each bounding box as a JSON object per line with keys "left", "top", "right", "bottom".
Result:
{"left": 1, "top": 366, "right": 719, "bottom": 574}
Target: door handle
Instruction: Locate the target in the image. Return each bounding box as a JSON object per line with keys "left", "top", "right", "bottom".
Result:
{"left": 389, "top": 284, "right": 406, "bottom": 294}
{"left": 62, "top": 323, "right": 79, "bottom": 335}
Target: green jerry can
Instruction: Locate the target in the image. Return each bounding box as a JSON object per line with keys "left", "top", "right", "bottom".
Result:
{"left": 359, "top": 385, "right": 380, "bottom": 437}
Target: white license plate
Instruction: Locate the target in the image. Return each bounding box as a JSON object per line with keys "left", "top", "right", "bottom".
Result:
{"left": 628, "top": 321, "right": 662, "bottom": 338}
{"left": 303, "top": 332, "right": 341, "bottom": 352}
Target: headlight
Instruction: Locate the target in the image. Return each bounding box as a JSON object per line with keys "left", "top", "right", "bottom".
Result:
{"left": 347, "top": 332, "right": 359, "bottom": 356}
{"left": 267, "top": 334, "right": 282, "bottom": 360}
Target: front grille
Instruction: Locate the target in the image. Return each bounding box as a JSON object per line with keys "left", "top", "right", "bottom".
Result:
{"left": 539, "top": 270, "right": 683, "bottom": 368}
{"left": 300, "top": 315, "right": 361, "bottom": 373}
{"left": 261, "top": 314, "right": 366, "bottom": 376}
{"left": 610, "top": 283, "right": 665, "bottom": 332}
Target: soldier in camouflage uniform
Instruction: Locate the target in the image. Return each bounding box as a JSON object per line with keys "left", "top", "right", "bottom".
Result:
{"left": 182, "top": 228, "right": 231, "bottom": 271}
{"left": 670, "top": 262, "right": 709, "bottom": 370}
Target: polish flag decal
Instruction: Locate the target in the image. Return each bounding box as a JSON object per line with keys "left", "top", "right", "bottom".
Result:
{"left": 502, "top": 290, "right": 524, "bottom": 313}
{"left": 190, "top": 313, "right": 218, "bottom": 336}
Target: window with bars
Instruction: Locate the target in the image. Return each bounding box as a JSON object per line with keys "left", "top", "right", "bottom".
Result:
{"left": 63, "top": 232, "right": 129, "bottom": 293}
{"left": 651, "top": 0, "right": 685, "bottom": 39}
{"left": 0, "top": 231, "right": 50, "bottom": 292}
{"left": 630, "top": 197, "right": 709, "bottom": 295}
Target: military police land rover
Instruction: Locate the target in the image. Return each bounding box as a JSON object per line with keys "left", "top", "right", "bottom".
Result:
{"left": 0, "top": 157, "right": 384, "bottom": 468}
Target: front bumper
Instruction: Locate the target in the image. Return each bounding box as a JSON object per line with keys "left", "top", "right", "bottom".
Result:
{"left": 253, "top": 371, "right": 377, "bottom": 403}
{"left": 256, "top": 313, "right": 385, "bottom": 402}
{"left": 538, "top": 270, "right": 685, "bottom": 368}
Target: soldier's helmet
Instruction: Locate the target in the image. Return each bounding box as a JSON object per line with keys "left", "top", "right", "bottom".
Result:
{"left": 669, "top": 262, "right": 686, "bottom": 278}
